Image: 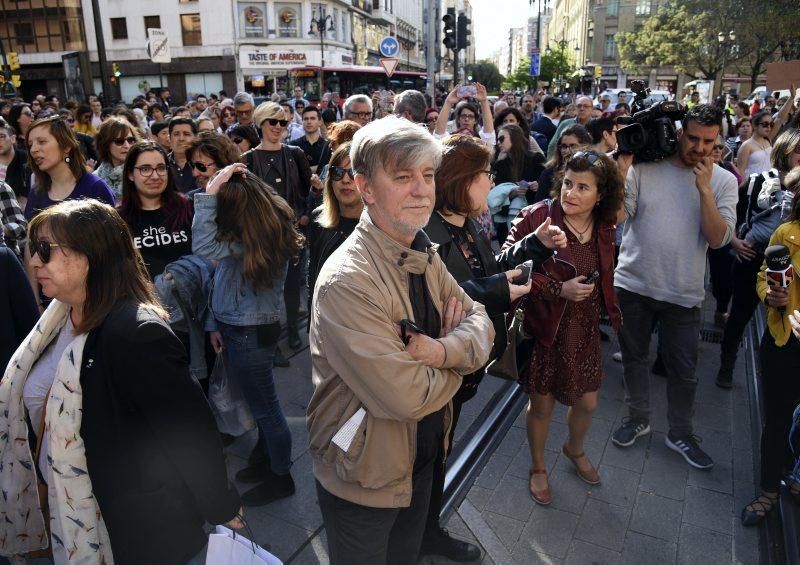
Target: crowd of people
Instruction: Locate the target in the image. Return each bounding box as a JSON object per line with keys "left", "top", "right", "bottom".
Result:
{"left": 0, "top": 80, "right": 799, "bottom": 564}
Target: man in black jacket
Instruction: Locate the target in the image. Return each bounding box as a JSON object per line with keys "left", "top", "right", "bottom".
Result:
{"left": 531, "top": 96, "right": 562, "bottom": 146}
{"left": 0, "top": 248, "right": 38, "bottom": 371}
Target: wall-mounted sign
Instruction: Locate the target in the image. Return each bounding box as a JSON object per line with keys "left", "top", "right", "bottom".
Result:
{"left": 275, "top": 3, "right": 300, "bottom": 38}
{"left": 240, "top": 47, "right": 308, "bottom": 69}
{"left": 240, "top": 3, "right": 266, "bottom": 38}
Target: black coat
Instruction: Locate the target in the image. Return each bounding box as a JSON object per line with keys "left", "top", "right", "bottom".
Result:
{"left": 79, "top": 300, "right": 240, "bottom": 564}
{"left": 3, "top": 149, "right": 31, "bottom": 199}
{"left": 0, "top": 247, "right": 39, "bottom": 371}
{"left": 531, "top": 116, "right": 558, "bottom": 146}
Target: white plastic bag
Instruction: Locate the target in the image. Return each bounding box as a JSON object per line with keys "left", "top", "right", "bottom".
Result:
{"left": 206, "top": 525, "right": 282, "bottom": 565}
{"left": 208, "top": 353, "right": 257, "bottom": 436}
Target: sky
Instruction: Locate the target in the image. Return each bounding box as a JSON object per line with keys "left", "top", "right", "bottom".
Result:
{"left": 473, "top": 0, "right": 534, "bottom": 60}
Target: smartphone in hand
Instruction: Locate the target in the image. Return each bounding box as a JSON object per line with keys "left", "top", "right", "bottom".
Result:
{"left": 457, "top": 85, "right": 477, "bottom": 98}
{"left": 584, "top": 270, "right": 600, "bottom": 285}
{"left": 512, "top": 260, "right": 533, "bottom": 285}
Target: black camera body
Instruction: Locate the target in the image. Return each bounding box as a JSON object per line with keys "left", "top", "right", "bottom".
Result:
{"left": 616, "top": 80, "right": 686, "bottom": 163}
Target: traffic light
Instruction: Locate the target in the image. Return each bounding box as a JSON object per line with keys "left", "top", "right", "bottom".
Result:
{"left": 7, "top": 52, "right": 20, "bottom": 71}
{"left": 112, "top": 62, "right": 121, "bottom": 77}
{"left": 442, "top": 8, "right": 457, "bottom": 51}
{"left": 457, "top": 14, "right": 471, "bottom": 51}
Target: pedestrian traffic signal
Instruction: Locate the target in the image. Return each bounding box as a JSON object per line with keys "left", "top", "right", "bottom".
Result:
{"left": 457, "top": 14, "right": 471, "bottom": 51}
{"left": 442, "top": 8, "right": 457, "bottom": 51}
{"left": 7, "top": 52, "right": 20, "bottom": 71}
{"left": 112, "top": 62, "right": 121, "bottom": 78}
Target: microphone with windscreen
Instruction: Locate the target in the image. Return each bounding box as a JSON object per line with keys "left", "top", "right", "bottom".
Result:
{"left": 764, "top": 244, "right": 794, "bottom": 315}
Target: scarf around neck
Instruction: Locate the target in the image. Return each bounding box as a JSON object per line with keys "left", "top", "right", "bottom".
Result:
{"left": 0, "top": 300, "right": 114, "bottom": 563}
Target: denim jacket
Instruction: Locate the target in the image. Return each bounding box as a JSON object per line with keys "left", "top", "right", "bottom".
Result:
{"left": 192, "top": 193, "right": 287, "bottom": 327}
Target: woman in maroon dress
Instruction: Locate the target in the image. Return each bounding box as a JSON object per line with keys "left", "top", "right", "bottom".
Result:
{"left": 502, "top": 150, "right": 624, "bottom": 505}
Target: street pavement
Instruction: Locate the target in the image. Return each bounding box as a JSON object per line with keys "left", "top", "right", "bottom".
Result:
{"left": 225, "top": 295, "right": 762, "bottom": 564}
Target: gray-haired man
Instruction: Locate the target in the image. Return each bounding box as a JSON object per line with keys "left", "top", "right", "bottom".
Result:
{"left": 307, "top": 116, "right": 493, "bottom": 564}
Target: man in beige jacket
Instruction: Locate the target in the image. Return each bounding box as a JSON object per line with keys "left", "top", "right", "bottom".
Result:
{"left": 307, "top": 116, "right": 494, "bottom": 564}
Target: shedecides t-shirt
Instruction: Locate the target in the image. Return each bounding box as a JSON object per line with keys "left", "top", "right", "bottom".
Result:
{"left": 128, "top": 208, "right": 193, "bottom": 279}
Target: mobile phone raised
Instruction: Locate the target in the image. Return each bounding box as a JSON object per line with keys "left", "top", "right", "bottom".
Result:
{"left": 456, "top": 85, "right": 477, "bottom": 98}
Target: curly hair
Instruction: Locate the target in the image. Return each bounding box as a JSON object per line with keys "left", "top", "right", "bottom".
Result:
{"left": 187, "top": 131, "right": 241, "bottom": 168}
{"left": 554, "top": 150, "right": 625, "bottom": 226}
{"left": 326, "top": 120, "right": 361, "bottom": 150}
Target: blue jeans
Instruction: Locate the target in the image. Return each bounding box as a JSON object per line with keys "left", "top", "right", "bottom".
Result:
{"left": 218, "top": 322, "right": 292, "bottom": 475}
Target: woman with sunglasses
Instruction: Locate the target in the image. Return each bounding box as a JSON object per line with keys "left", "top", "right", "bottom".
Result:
{"left": 188, "top": 131, "right": 242, "bottom": 195}
{"left": 738, "top": 110, "right": 777, "bottom": 178}
{"left": 94, "top": 116, "right": 141, "bottom": 199}
{"left": 717, "top": 128, "right": 800, "bottom": 388}
{"left": 23, "top": 116, "right": 115, "bottom": 222}
{"left": 419, "top": 134, "right": 564, "bottom": 560}
{"left": 502, "top": 150, "right": 624, "bottom": 505}
{"left": 118, "top": 141, "right": 194, "bottom": 280}
{"left": 192, "top": 162, "right": 304, "bottom": 507}
{"left": 0, "top": 199, "right": 243, "bottom": 563}
{"left": 220, "top": 105, "right": 237, "bottom": 131}
{"left": 307, "top": 142, "right": 362, "bottom": 316}
{"left": 227, "top": 124, "right": 260, "bottom": 155}
{"left": 425, "top": 108, "right": 440, "bottom": 134}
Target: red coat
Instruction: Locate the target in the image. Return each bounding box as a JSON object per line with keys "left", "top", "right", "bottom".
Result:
{"left": 503, "top": 200, "right": 621, "bottom": 347}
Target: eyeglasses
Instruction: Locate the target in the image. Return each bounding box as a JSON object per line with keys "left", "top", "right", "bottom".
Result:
{"left": 22, "top": 111, "right": 33, "bottom": 117}
{"left": 232, "top": 137, "right": 244, "bottom": 144}
{"left": 134, "top": 164, "right": 169, "bottom": 177}
{"left": 112, "top": 136, "right": 137, "bottom": 146}
{"left": 460, "top": 113, "right": 477, "bottom": 120}
{"left": 482, "top": 170, "right": 496, "bottom": 182}
{"left": 330, "top": 166, "right": 355, "bottom": 181}
{"left": 348, "top": 112, "right": 372, "bottom": 119}
{"left": 191, "top": 161, "right": 216, "bottom": 173}
{"left": 29, "top": 240, "right": 62, "bottom": 263}
{"left": 236, "top": 108, "right": 254, "bottom": 116}
{"left": 559, "top": 143, "right": 578, "bottom": 151}
{"left": 758, "top": 121, "right": 774, "bottom": 128}
{"left": 265, "top": 118, "right": 289, "bottom": 127}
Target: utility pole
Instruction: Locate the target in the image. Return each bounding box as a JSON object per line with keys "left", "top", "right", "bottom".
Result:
{"left": 90, "top": 0, "right": 112, "bottom": 102}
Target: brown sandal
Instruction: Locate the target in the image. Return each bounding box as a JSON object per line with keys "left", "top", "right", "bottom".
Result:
{"left": 529, "top": 469, "right": 551, "bottom": 505}
{"left": 562, "top": 444, "right": 601, "bottom": 485}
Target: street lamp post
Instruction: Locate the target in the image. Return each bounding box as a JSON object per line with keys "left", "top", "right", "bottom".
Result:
{"left": 717, "top": 30, "right": 736, "bottom": 97}
{"left": 309, "top": 5, "right": 335, "bottom": 96}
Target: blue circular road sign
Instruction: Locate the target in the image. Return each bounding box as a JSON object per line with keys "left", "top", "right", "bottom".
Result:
{"left": 380, "top": 37, "right": 400, "bottom": 58}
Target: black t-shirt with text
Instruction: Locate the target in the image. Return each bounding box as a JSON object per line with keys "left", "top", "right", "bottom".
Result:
{"left": 128, "top": 208, "right": 193, "bottom": 279}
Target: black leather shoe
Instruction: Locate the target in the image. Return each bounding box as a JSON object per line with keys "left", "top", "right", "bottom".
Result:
{"left": 235, "top": 463, "right": 272, "bottom": 484}
{"left": 420, "top": 528, "right": 481, "bottom": 562}
{"left": 287, "top": 330, "right": 302, "bottom": 350}
{"left": 241, "top": 474, "right": 296, "bottom": 506}
{"left": 273, "top": 345, "right": 290, "bottom": 368}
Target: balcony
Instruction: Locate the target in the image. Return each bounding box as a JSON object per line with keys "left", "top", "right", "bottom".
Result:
{"left": 370, "top": 0, "right": 395, "bottom": 25}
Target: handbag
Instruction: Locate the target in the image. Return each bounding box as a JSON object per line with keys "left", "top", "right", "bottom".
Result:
{"left": 208, "top": 354, "right": 257, "bottom": 437}
{"left": 206, "top": 524, "right": 282, "bottom": 565}
{"left": 486, "top": 298, "right": 531, "bottom": 381}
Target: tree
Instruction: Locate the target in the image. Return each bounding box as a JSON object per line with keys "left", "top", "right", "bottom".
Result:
{"left": 539, "top": 46, "right": 575, "bottom": 85}
{"left": 502, "top": 58, "right": 536, "bottom": 91}
{"left": 465, "top": 60, "right": 504, "bottom": 92}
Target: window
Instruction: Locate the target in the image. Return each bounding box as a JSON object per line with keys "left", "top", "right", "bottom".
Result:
{"left": 62, "top": 18, "right": 83, "bottom": 45}
{"left": 604, "top": 34, "right": 617, "bottom": 59}
{"left": 14, "top": 22, "right": 35, "bottom": 45}
{"left": 144, "top": 16, "right": 161, "bottom": 32}
{"left": 181, "top": 14, "right": 202, "bottom": 45}
{"left": 110, "top": 17, "right": 127, "bottom": 40}
{"left": 607, "top": 0, "right": 619, "bottom": 17}
{"left": 240, "top": 4, "right": 266, "bottom": 38}
{"left": 635, "top": 0, "right": 651, "bottom": 15}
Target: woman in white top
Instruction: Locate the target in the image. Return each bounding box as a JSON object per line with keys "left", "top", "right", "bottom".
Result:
{"left": 434, "top": 83, "right": 496, "bottom": 145}
{"left": 737, "top": 100, "right": 794, "bottom": 178}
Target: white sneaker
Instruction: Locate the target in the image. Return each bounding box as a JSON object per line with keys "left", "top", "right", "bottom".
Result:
{"left": 612, "top": 351, "right": 622, "bottom": 362}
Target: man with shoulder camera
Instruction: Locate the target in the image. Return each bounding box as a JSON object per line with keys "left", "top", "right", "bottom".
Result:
{"left": 307, "top": 116, "right": 493, "bottom": 564}
{"left": 612, "top": 104, "right": 738, "bottom": 470}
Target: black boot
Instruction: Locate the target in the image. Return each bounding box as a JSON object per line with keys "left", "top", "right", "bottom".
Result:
{"left": 715, "top": 358, "right": 735, "bottom": 389}
{"left": 287, "top": 328, "right": 302, "bottom": 350}
{"left": 420, "top": 528, "right": 481, "bottom": 562}
{"left": 241, "top": 473, "right": 296, "bottom": 506}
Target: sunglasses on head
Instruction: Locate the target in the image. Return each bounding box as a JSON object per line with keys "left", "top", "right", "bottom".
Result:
{"left": 112, "top": 136, "right": 137, "bottom": 146}
{"left": 192, "top": 161, "right": 216, "bottom": 173}
{"left": 266, "top": 118, "right": 289, "bottom": 127}
{"left": 570, "top": 150, "right": 605, "bottom": 169}
{"left": 331, "top": 166, "right": 355, "bottom": 181}
{"left": 29, "top": 239, "right": 62, "bottom": 263}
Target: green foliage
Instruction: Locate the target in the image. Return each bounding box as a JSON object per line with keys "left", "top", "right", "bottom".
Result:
{"left": 465, "top": 60, "right": 504, "bottom": 92}
{"left": 502, "top": 58, "right": 537, "bottom": 90}
{"left": 539, "top": 47, "right": 575, "bottom": 84}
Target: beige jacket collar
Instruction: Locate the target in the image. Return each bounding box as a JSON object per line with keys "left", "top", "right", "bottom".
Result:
{"left": 357, "top": 210, "right": 439, "bottom": 275}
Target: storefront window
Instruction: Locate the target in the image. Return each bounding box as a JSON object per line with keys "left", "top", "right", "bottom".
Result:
{"left": 240, "top": 3, "right": 266, "bottom": 38}
{"left": 275, "top": 4, "right": 300, "bottom": 38}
